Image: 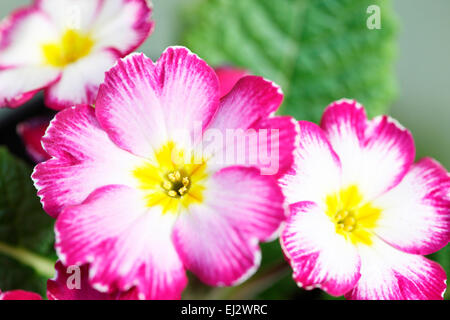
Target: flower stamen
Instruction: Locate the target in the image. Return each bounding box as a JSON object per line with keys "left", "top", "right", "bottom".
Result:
{"left": 163, "top": 170, "right": 191, "bottom": 198}
{"left": 335, "top": 210, "right": 357, "bottom": 232}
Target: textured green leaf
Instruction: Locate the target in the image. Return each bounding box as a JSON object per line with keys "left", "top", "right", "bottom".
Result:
{"left": 182, "top": 0, "right": 398, "bottom": 121}
{"left": 0, "top": 147, "right": 55, "bottom": 295}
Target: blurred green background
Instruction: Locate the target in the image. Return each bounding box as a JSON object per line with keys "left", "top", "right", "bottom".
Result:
{"left": 0, "top": 0, "right": 448, "bottom": 300}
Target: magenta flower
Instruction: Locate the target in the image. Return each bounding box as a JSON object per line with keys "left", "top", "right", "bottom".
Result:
{"left": 0, "top": 290, "right": 42, "bottom": 300}
{"left": 0, "top": 0, "right": 153, "bottom": 109}
{"left": 33, "top": 47, "right": 297, "bottom": 299}
{"left": 279, "top": 99, "right": 449, "bottom": 300}
{"left": 47, "top": 261, "right": 138, "bottom": 300}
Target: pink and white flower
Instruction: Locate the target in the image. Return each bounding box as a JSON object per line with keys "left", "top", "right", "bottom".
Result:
{"left": 280, "top": 99, "right": 450, "bottom": 300}
{"left": 0, "top": 0, "right": 154, "bottom": 109}
{"left": 33, "top": 47, "right": 297, "bottom": 299}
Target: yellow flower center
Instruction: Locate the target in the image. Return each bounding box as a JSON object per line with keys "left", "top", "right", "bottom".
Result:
{"left": 326, "top": 185, "right": 381, "bottom": 245}
{"left": 42, "top": 29, "right": 94, "bottom": 67}
{"left": 133, "top": 142, "right": 207, "bottom": 214}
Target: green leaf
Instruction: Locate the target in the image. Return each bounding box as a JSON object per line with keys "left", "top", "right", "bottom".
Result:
{"left": 182, "top": 0, "right": 398, "bottom": 122}
{"left": 0, "top": 147, "right": 55, "bottom": 295}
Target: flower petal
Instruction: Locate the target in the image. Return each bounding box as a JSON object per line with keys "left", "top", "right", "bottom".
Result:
{"left": 372, "top": 158, "right": 450, "bottom": 255}
{"left": 44, "top": 49, "right": 120, "bottom": 110}
{"left": 281, "top": 201, "right": 361, "bottom": 296}
{"left": 214, "top": 66, "right": 248, "bottom": 98}
{"left": 346, "top": 238, "right": 447, "bottom": 300}
{"left": 0, "top": 290, "right": 42, "bottom": 300}
{"left": 204, "top": 116, "right": 298, "bottom": 177}
{"left": 207, "top": 76, "right": 283, "bottom": 131}
{"left": 47, "top": 261, "right": 139, "bottom": 300}
{"left": 96, "top": 48, "right": 219, "bottom": 158}
{"left": 249, "top": 116, "right": 298, "bottom": 176}
{"left": 0, "top": 5, "right": 57, "bottom": 65}
{"left": 279, "top": 121, "right": 342, "bottom": 207}
{"left": 55, "top": 185, "right": 187, "bottom": 300}
{"left": 320, "top": 99, "right": 415, "bottom": 199}
{"left": 37, "top": 0, "right": 102, "bottom": 31}
{"left": 173, "top": 166, "right": 285, "bottom": 286}
{"left": 91, "top": 0, "right": 154, "bottom": 55}
{"left": 0, "top": 66, "right": 60, "bottom": 108}
{"left": 0, "top": 5, "right": 61, "bottom": 107}
{"left": 204, "top": 76, "right": 292, "bottom": 176}
{"left": 32, "top": 105, "right": 139, "bottom": 218}
{"left": 17, "top": 116, "right": 51, "bottom": 163}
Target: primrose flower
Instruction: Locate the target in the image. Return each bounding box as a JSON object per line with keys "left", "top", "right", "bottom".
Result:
{"left": 47, "top": 261, "right": 138, "bottom": 300}
{"left": 33, "top": 47, "right": 297, "bottom": 299}
{"left": 280, "top": 100, "right": 450, "bottom": 300}
{"left": 0, "top": 0, "right": 153, "bottom": 109}
{"left": 0, "top": 290, "right": 42, "bottom": 300}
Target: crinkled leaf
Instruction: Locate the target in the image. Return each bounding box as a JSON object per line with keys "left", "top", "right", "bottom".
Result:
{"left": 0, "top": 147, "right": 55, "bottom": 295}
{"left": 182, "top": 0, "right": 398, "bottom": 121}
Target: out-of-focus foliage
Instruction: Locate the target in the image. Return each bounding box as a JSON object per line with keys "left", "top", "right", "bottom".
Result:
{"left": 0, "top": 147, "right": 55, "bottom": 295}
{"left": 182, "top": 0, "right": 398, "bottom": 122}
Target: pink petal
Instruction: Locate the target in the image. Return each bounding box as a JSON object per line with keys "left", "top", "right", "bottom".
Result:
{"left": 55, "top": 185, "right": 187, "bottom": 300}
{"left": 47, "top": 261, "right": 139, "bottom": 300}
{"left": 32, "top": 105, "right": 140, "bottom": 218}
{"left": 279, "top": 121, "right": 342, "bottom": 206}
{"left": 173, "top": 166, "right": 285, "bottom": 286}
{"left": 44, "top": 49, "right": 120, "bottom": 110}
{"left": 281, "top": 201, "right": 361, "bottom": 296}
{"left": 214, "top": 66, "right": 248, "bottom": 98}
{"left": 0, "top": 4, "right": 58, "bottom": 65}
{"left": 91, "top": 0, "right": 154, "bottom": 55}
{"left": 346, "top": 238, "right": 447, "bottom": 300}
{"left": 204, "top": 116, "right": 298, "bottom": 177}
{"left": 204, "top": 76, "right": 294, "bottom": 176}
{"left": 96, "top": 48, "right": 220, "bottom": 158}
{"left": 0, "top": 290, "right": 42, "bottom": 300}
{"left": 249, "top": 116, "right": 298, "bottom": 176}
{"left": 17, "top": 117, "right": 51, "bottom": 163}
{"left": 208, "top": 76, "right": 283, "bottom": 131}
{"left": 0, "top": 66, "right": 60, "bottom": 108}
{"left": 0, "top": 3, "right": 68, "bottom": 108}
{"left": 320, "top": 99, "right": 415, "bottom": 199}
{"left": 372, "top": 158, "right": 450, "bottom": 255}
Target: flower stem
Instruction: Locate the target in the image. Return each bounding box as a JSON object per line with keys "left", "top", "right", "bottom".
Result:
{"left": 0, "top": 241, "right": 55, "bottom": 279}
{"left": 207, "top": 261, "right": 290, "bottom": 300}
